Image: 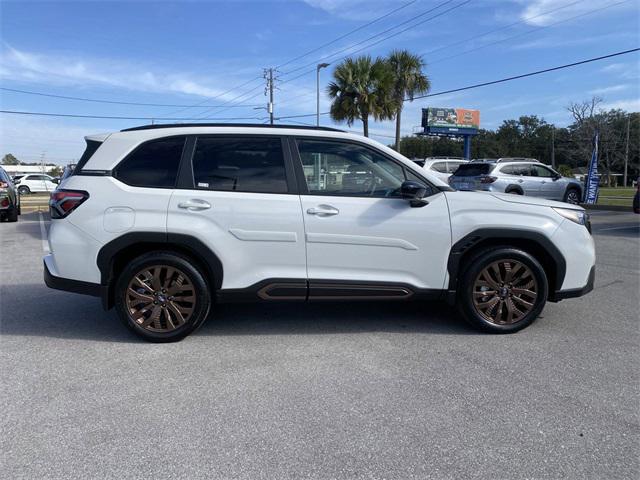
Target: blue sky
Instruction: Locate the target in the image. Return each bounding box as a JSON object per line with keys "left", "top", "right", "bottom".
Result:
{"left": 0, "top": 0, "right": 639, "bottom": 165}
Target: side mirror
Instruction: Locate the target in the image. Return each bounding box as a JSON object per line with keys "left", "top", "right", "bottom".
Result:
{"left": 400, "top": 180, "right": 429, "bottom": 208}
{"left": 52, "top": 178, "right": 60, "bottom": 184}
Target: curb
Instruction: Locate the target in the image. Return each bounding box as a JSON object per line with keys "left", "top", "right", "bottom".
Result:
{"left": 582, "top": 204, "right": 632, "bottom": 212}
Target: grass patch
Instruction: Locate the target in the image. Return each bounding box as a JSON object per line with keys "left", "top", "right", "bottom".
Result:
{"left": 598, "top": 187, "right": 635, "bottom": 198}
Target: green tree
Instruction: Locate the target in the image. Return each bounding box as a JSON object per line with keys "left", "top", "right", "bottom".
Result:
{"left": 2, "top": 153, "right": 19, "bottom": 165}
{"left": 47, "top": 166, "right": 63, "bottom": 178}
{"left": 387, "top": 50, "right": 430, "bottom": 151}
{"left": 327, "top": 55, "right": 393, "bottom": 137}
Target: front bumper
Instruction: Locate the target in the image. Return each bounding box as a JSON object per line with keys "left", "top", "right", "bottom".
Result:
{"left": 549, "top": 265, "right": 595, "bottom": 302}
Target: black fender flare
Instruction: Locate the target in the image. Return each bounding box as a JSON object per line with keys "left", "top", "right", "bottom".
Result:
{"left": 96, "top": 232, "right": 224, "bottom": 309}
{"left": 446, "top": 228, "right": 566, "bottom": 300}
{"left": 504, "top": 184, "right": 524, "bottom": 195}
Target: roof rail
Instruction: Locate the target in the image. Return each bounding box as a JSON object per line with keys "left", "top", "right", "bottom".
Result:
{"left": 497, "top": 157, "right": 540, "bottom": 163}
{"left": 470, "top": 158, "right": 498, "bottom": 163}
{"left": 120, "top": 123, "right": 345, "bottom": 133}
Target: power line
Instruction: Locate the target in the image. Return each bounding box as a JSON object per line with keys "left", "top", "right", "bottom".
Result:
{"left": 197, "top": 84, "right": 266, "bottom": 119}
{"left": 162, "top": 76, "right": 264, "bottom": 116}
{"left": 276, "top": 0, "right": 418, "bottom": 69}
{"left": 0, "top": 86, "right": 263, "bottom": 108}
{"left": 280, "top": 0, "right": 472, "bottom": 86}
{"left": 417, "top": 0, "right": 584, "bottom": 58}
{"left": 5, "top": 49, "right": 637, "bottom": 123}
{"left": 281, "top": 0, "right": 462, "bottom": 77}
{"left": 427, "top": 0, "right": 632, "bottom": 66}
{"left": 274, "top": 48, "right": 640, "bottom": 119}
{"left": 410, "top": 47, "right": 640, "bottom": 100}
{"left": 0, "top": 110, "right": 267, "bottom": 121}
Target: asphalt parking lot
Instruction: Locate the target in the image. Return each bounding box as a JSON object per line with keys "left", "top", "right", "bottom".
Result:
{"left": 1, "top": 211, "right": 638, "bottom": 479}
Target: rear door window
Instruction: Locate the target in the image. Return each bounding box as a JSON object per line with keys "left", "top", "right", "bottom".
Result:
{"left": 114, "top": 136, "right": 185, "bottom": 188}
{"left": 431, "top": 162, "right": 448, "bottom": 173}
{"left": 192, "top": 136, "right": 288, "bottom": 194}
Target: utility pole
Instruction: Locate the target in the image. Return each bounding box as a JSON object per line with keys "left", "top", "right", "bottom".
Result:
{"left": 316, "top": 63, "right": 329, "bottom": 126}
{"left": 264, "top": 68, "right": 275, "bottom": 125}
{"left": 623, "top": 115, "right": 630, "bottom": 187}
{"left": 551, "top": 126, "right": 555, "bottom": 169}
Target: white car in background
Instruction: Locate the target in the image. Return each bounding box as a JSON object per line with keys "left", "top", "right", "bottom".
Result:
{"left": 14, "top": 174, "right": 58, "bottom": 194}
{"left": 420, "top": 157, "right": 469, "bottom": 182}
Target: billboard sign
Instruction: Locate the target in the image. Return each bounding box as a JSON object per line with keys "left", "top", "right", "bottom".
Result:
{"left": 421, "top": 108, "right": 480, "bottom": 134}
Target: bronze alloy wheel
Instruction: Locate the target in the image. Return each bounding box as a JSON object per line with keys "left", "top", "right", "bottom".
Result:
{"left": 472, "top": 259, "right": 538, "bottom": 325}
{"left": 125, "top": 265, "right": 196, "bottom": 333}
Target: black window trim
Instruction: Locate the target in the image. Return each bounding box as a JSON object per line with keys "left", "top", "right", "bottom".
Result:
{"left": 112, "top": 135, "right": 188, "bottom": 189}
{"left": 288, "top": 135, "right": 440, "bottom": 198}
{"left": 182, "top": 134, "right": 297, "bottom": 195}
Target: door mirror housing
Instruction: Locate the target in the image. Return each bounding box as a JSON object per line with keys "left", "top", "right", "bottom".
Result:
{"left": 400, "top": 180, "right": 429, "bottom": 207}
{"left": 553, "top": 173, "right": 562, "bottom": 181}
{"left": 52, "top": 178, "right": 60, "bottom": 184}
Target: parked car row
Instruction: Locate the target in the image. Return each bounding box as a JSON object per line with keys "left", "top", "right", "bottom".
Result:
{"left": 414, "top": 156, "right": 583, "bottom": 204}
{"left": 0, "top": 166, "right": 21, "bottom": 222}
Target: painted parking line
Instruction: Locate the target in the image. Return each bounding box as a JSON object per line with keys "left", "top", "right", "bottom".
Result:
{"left": 39, "top": 211, "right": 50, "bottom": 254}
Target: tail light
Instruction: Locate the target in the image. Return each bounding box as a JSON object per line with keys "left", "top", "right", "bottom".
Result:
{"left": 0, "top": 181, "right": 8, "bottom": 188}
{"left": 480, "top": 175, "right": 498, "bottom": 184}
{"left": 49, "top": 189, "right": 89, "bottom": 219}
{"left": 1, "top": 197, "right": 9, "bottom": 208}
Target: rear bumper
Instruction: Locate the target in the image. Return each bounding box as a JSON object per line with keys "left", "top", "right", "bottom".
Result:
{"left": 549, "top": 266, "right": 595, "bottom": 302}
{"left": 44, "top": 259, "right": 105, "bottom": 298}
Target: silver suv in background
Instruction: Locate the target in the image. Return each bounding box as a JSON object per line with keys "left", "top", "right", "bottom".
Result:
{"left": 419, "top": 157, "right": 469, "bottom": 182}
{"left": 449, "top": 158, "right": 583, "bottom": 204}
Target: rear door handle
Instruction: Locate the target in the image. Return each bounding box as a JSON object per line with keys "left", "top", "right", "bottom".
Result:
{"left": 307, "top": 205, "right": 339, "bottom": 217}
{"left": 178, "top": 199, "right": 211, "bottom": 211}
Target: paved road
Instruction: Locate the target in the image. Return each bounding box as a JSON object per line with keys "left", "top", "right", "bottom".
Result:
{"left": 1, "top": 211, "right": 638, "bottom": 480}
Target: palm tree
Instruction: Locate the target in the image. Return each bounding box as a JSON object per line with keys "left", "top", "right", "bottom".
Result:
{"left": 327, "top": 56, "right": 393, "bottom": 137}
{"left": 387, "top": 50, "right": 430, "bottom": 151}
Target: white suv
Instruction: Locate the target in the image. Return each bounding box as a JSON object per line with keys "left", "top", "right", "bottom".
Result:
{"left": 44, "top": 124, "right": 595, "bottom": 342}
{"left": 15, "top": 174, "right": 58, "bottom": 194}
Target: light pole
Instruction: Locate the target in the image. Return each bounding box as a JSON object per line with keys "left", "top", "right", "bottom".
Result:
{"left": 316, "top": 63, "right": 329, "bottom": 126}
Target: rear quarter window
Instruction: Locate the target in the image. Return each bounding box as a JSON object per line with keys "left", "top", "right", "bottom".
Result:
{"left": 114, "top": 136, "right": 186, "bottom": 188}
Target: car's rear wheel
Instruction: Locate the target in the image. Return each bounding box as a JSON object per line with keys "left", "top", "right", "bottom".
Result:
{"left": 17, "top": 186, "right": 30, "bottom": 195}
{"left": 458, "top": 248, "right": 548, "bottom": 333}
{"left": 564, "top": 188, "right": 581, "bottom": 205}
{"left": 7, "top": 206, "right": 18, "bottom": 222}
{"left": 114, "top": 252, "right": 211, "bottom": 342}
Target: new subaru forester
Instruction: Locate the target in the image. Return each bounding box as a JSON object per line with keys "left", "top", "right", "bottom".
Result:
{"left": 44, "top": 125, "right": 595, "bottom": 342}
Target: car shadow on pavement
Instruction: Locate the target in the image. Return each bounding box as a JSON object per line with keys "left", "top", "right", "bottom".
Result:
{"left": 0, "top": 283, "right": 475, "bottom": 342}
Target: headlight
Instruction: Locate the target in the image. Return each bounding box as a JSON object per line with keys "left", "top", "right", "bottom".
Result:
{"left": 552, "top": 207, "right": 589, "bottom": 226}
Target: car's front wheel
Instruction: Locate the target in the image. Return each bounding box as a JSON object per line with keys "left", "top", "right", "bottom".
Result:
{"left": 114, "top": 251, "right": 212, "bottom": 342}
{"left": 564, "top": 188, "right": 581, "bottom": 205}
{"left": 458, "top": 248, "right": 548, "bottom": 333}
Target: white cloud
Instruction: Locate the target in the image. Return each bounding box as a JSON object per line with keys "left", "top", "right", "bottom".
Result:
{"left": 0, "top": 46, "right": 252, "bottom": 100}
{"left": 518, "top": 0, "right": 628, "bottom": 26}
{"left": 588, "top": 84, "right": 632, "bottom": 95}
{"left": 601, "top": 98, "right": 640, "bottom": 112}
{"left": 302, "top": 0, "right": 410, "bottom": 21}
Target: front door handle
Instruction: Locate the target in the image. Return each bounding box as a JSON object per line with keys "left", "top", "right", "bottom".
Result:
{"left": 178, "top": 199, "right": 211, "bottom": 211}
{"left": 307, "top": 205, "right": 339, "bottom": 217}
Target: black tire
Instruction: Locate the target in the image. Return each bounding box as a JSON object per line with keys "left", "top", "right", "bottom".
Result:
{"left": 6, "top": 206, "right": 18, "bottom": 222}
{"left": 563, "top": 188, "right": 581, "bottom": 205}
{"left": 505, "top": 188, "right": 523, "bottom": 195}
{"left": 114, "top": 251, "right": 212, "bottom": 342}
{"left": 457, "top": 247, "right": 548, "bottom": 333}
{"left": 17, "top": 186, "right": 30, "bottom": 195}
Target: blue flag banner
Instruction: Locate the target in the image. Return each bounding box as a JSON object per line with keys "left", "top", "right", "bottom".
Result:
{"left": 583, "top": 130, "right": 599, "bottom": 204}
